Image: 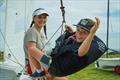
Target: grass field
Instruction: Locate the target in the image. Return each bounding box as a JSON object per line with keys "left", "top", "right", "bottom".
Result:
{"left": 68, "top": 54, "right": 120, "bottom": 80}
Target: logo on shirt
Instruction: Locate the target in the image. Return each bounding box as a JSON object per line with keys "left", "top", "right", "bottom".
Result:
{"left": 97, "top": 41, "right": 106, "bottom": 53}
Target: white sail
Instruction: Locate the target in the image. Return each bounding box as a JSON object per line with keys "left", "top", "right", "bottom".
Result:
{"left": 0, "top": 0, "right": 32, "bottom": 80}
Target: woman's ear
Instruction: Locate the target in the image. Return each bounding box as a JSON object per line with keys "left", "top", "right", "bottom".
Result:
{"left": 44, "top": 18, "right": 47, "bottom": 24}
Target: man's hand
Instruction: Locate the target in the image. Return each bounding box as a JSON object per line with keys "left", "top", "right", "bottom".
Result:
{"left": 90, "top": 17, "right": 100, "bottom": 34}
{"left": 65, "top": 25, "right": 74, "bottom": 33}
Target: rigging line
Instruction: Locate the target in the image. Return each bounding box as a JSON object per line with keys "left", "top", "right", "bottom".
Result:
{"left": 0, "top": 30, "right": 23, "bottom": 68}
{"left": 42, "top": 23, "right": 63, "bottom": 50}
{"left": 60, "top": 0, "right": 66, "bottom": 23}
{"left": 0, "top": 0, "right": 25, "bottom": 72}
{"left": 61, "top": 22, "right": 64, "bottom": 35}
{"left": 4, "top": 55, "right": 24, "bottom": 68}
{"left": 60, "top": 0, "right": 66, "bottom": 35}
{"left": 2, "top": 0, "right": 8, "bottom": 52}
{"left": 108, "top": 4, "right": 114, "bottom": 33}
{"left": 41, "top": 0, "right": 66, "bottom": 49}
{"left": 117, "top": 3, "right": 120, "bottom": 51}
{"left": 24, "top": 0, "right": 27, "bottom": 33}
{"left": 109, "top": 19, "right": 113, "bottom": 32}
{"left": 4, "top": 0, "right": 22, "bottom": 67}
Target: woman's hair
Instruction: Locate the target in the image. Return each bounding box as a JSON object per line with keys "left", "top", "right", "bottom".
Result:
{"left": 44, "top": 25, "right": 47, "bottom": 39}
{"left": 30, "top": 21, "right": 34, "bottom": 28}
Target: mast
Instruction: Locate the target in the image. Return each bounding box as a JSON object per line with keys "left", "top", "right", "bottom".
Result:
{"left": 106, "top": 0, "right": 110, "bottom": 57}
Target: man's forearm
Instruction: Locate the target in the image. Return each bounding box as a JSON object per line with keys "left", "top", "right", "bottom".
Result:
{"left": 78, "top": 33, "right": 95, "bottom": 56}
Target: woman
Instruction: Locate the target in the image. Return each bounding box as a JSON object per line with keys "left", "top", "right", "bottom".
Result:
{"left": 23, "top": 8, "right": 49, "bottom": 73}
{"left": 23, "top": 8, "right": 67, "bottom": 80}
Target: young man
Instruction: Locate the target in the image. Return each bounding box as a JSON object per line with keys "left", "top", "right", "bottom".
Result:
{"left": 30, "top": 17, "right": 107, "bottom": 80}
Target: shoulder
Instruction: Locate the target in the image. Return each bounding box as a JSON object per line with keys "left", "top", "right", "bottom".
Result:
{"left": 27, "top": 27, "right": 37, "bottom": 33}
{"left": 26, "top": 27, "right": 37, "bottom": 36}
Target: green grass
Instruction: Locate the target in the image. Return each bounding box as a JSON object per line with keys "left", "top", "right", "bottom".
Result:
{"left": 68, "top": 54, "right": 120, "bottom": 80}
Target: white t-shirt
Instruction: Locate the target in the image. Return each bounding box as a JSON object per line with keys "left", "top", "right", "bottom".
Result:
{"left": 23, "top": 26, "right": 52, "bottom": 59}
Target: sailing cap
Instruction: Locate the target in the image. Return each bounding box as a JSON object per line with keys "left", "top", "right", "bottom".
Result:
{"left": 74, "top": 18, "right": 95, "bottom": 32}
{"left": 32, "top": 8, "right": 49, "bottom": 16}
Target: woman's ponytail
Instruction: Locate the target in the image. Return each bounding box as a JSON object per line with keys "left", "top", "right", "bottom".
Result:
{"left": 30, "top": 21, "right": 34, "bottom": 28}
{"left": 44, "top": 25, "right": 47, "bottom": 39}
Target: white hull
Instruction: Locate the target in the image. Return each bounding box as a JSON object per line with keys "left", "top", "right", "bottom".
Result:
{"left": 95, "top": 58, "right": 120, "bottom": 71}
{"left": 0, "top": 66, "right": 17, "bottom": 80}
{"left": 0, "top": 61, "right": 23, "bottom": 80}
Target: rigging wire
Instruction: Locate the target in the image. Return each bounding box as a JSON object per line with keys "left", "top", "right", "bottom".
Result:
{"left": 42, "top": 23, "right": 63, "bottom": 49}
{"left": 60, "top": 0, "right": 66, "bottom": 34}
{"left": 4, "top": 55, "right": 25, "bottom": 74}
{"left": 4, "top": 55, "right": 24, "bottom": 68}
{"left": 0, "top": 0, "right": 24, "bottom": 73}
{"left": 0, "top": 30, "right": 24, "bottom": 69}
{"left": 24, "top": 0, "right": 27, "bottom": 33}
{"left": 42, "top": 0, "right": 66, "bottom": 50}
{"left": 118, "top": 2, "right": 120, "bottom": 51}
{"left": 106, "top": 0, "right": 120, "bottom": 53}
{"left": 0, "top": 0, "right": 24, "bottom": 67}
{"left": 60, "top": 0, "right": 66, "bottom": 23}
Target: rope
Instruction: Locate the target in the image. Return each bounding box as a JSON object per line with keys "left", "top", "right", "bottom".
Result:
{"left": 0, "top": 0, "right": 25, "bottom": 74}
{"left": 60, "top": 0, "right": 66, "bottom": 35}
{"left": 0, "top": 0, "right": 22, "bottom": 68}
{"left": 42, "top": 23, "right": 63, "bottom": 49}
{"left": 60, "top": 0, "right": 66, "bottom": 23}
{"left": 42, "top": 0, "right": 66, "bottom": 49}
{"left": 24, "top": 0, "right": 27, "bottom": 33}
{"left": 4, "top": 55, "right": 26, "bottom": 75}
{"left": 0, "top": 29, "right": 24, "bottom": 69}
{"left": 4, "top": 55, "right": 24, "bottom": 68}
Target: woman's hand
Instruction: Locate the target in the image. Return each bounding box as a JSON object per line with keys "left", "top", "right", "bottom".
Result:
{"left": 90, "top": 17, "right": 100, "bottom": 34}
{"left": 65, "top": 25, "right": 74, "bottom": 33}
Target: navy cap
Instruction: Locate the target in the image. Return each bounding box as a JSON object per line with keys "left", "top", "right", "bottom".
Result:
{"left": 74, "top": 18, "right": 95, "bottom": 32}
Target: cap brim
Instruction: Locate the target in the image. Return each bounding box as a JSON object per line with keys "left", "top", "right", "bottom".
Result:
{"left": 73, "top": 24, "right": 90, "bottom": 32}
{"left": 37, "top": 13, "right": 49, "bottom": 16}
{"left": 32, "top": 10, "right": 49, "bottom": 16}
